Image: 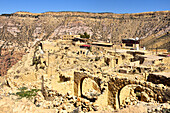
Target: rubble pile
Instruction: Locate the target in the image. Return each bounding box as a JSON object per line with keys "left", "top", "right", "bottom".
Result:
{"left": 0, "top": 38, "right": 169, "bottom": 112}
{"left": 34, "top": 90, "right": 101, "bottom": 112}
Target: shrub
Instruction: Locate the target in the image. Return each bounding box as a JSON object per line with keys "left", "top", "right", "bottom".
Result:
{"left": 16, "top": 87, "right": 40, "bottom": 99}
{"left": 136, "top": 92, "right": 141, "bottom": 97}
{"left": 95, "top": 56, "right": 100, "bottom": 61}
{"left": 78, "top": 32, "right": 90, "bottom": 39}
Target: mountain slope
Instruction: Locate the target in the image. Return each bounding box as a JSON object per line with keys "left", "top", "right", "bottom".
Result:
{"left": 0, "top": 11, "right": 169, "bottom": 50}
{"left": 141, "top": 32, "right": 170, "bottom": 51}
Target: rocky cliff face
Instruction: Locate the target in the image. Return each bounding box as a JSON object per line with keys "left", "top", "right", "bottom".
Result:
{"left": 0, "top": 11, "right": 169, "bottom": 50}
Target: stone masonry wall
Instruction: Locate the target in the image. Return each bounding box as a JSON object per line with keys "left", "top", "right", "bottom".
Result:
{"left": 108, "top": 77, "right": 170, "bottom": 109}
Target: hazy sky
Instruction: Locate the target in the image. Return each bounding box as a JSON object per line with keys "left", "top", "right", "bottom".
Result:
{"left": 0, "top": 0, "right": 169, "bottom": 14}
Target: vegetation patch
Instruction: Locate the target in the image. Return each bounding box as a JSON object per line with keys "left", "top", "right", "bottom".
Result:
{"left": 16, "top": 87, "right": 40, "bottom": 99}
{"left": 78, "top": 32, "right": 90, "bottom": 39}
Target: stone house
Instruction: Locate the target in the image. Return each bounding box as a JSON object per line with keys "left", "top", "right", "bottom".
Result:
{"left": 122, "top": 38, "right": 140, "bottom": 50}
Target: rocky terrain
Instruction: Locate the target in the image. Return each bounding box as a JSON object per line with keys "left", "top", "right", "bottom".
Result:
{"left": 0, "top": 11, "right": 169, "bottom": 77}
{"left": 0, "top": 11, "right": 169, "bottom": 49}
{"left": 0, "top": 48, "right": 25, "bottom": 76}
{"left": 0, "top": 11, "right": 170, "bottom": 113}
{"left": 0, "top": 38, "right": 169, "bottom": 112}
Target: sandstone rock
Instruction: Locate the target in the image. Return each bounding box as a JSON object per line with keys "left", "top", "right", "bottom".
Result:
{"left": 77, "top": 97, "right": 81, "bottom": 102}
{"left": 92, "top": 104, "right": 99, "bottom": 111}
{"left": 37, "top": 91, "right": 44, "bottom": 99}
{"left": 55, "top": 108, "right": 59, "bottom": 113}
{"left": 62, "top": 104, "right": 67, "bottom": 110}
{"left": 82, "top": 108, "right": 88, "bottom": 112}
{"left": 67, "top": 91, "right": 71, "bottom": 96}
{"left": 141, "top": 92, "right": 150, "bottom": 102}
{"left": 133, "top": 101, "right": 137, "bottom": 105}
{"left": 75, "top": 101, "right": 81, "bottom": 107}
{"left": 60, "top": 109, "right": 67, "bottom": 113}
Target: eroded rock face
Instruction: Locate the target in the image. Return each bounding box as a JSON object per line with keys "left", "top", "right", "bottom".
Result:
{"left": 0, "top": 11, "right": 170, "bottom": 50}
{"left": 0, "top": 49, "right": 25, "bottom": 76}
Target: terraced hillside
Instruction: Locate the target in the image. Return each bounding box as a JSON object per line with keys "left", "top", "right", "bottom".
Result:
{"left": 0, "top": 11, "right": 170, "bottom": 50}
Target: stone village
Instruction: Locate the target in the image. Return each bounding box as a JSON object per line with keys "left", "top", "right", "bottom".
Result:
{"left": 0, "top": 34, "right": 170, "bottom": 113}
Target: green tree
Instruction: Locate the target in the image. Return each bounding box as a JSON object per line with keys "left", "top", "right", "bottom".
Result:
{"left": 79, "top": 32, "right": 90, "bottom": 39}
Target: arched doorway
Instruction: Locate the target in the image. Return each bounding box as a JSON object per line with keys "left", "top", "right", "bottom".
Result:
{"left": 118, "top": 84, "right": 155, "bottom": 108}
{"left": 79, "top": 77, "right": 101, "bottom": 102}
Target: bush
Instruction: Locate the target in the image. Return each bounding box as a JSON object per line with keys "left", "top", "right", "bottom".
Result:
{"left": 95, "top": 56, "right": 100, "bottom": 61}
{"left": 78, "top": 32, "right": 90, "bottom": 39}
{"left": 16, "top": 87, "right": 40, "bottom": 99}
{"left": 136, "top": 92, "right": 141, "bottom": 97}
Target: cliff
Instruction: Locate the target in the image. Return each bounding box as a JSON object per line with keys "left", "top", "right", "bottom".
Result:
{"left": 0, "top": 11, "right": 169, "bottom": 51}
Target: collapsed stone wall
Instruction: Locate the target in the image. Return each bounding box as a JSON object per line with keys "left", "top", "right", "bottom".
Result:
{"left": 51, "top": 81, "right": 74, "bottom": 96}
{"left": 73, "top": 71, "right": 110, "bottom": 108}
{"left": 108, "top": 77, "right": 170, "bottom": 109}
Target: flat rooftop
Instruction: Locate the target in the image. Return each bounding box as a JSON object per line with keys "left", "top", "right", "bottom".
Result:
{"left": 127, "top": 50, "right": 149, "bottom": 54}
{"left": 151, "top": 72, "right": 170, "bottom": 78}
{"left": 138, "top": 55, "right": 165, "bottom": 60}
{"left": 107, "top": 49, "right": 150, "bottom": 54}
{"left": 107, "top": 49, "right": 128, "bottom": 53}
{"left": 92, "top": 42, "right": 113, "bottom": 46}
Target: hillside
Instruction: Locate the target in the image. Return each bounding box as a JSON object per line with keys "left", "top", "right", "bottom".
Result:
{"left": 141, "top": 32, "right": 170, "bottom": 51}
{"left": 0, "top": 11, "right": 170, "bottom": 112}
{"left": 0, "top": 11, "right": 169, "bottom": 76}
{"left": 0, "top": 11, "right": 169, "bottom": 49}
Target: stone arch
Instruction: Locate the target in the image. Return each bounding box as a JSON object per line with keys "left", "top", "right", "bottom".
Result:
{"left": 80, "top": 77, "right": 87, "bottom": 97}
{"left": 118, "top": 84, "right": 155, "bottom": 108}
{"left": 79, "top": 77, "right": 100, "bottom": 101}
{"left": 108, "top": 77, "right": 167, "bottom": 109}
{"left": 74, "top": 72, "right": 102, "bottom": 98}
